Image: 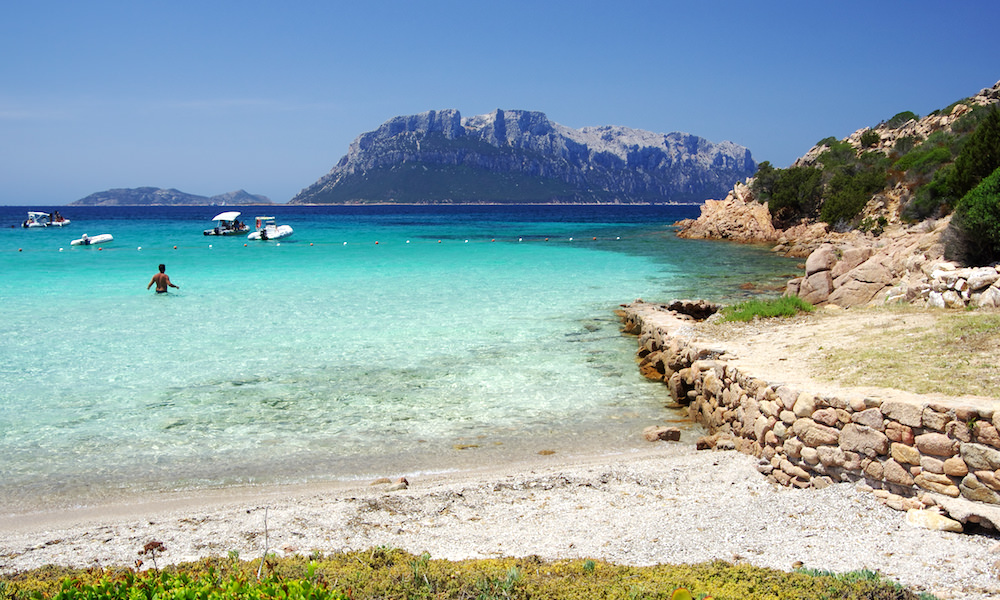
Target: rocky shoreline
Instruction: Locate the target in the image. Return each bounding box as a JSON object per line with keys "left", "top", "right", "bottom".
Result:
{"left": 674, "top": 80, "right": 1000, "bottom": 311}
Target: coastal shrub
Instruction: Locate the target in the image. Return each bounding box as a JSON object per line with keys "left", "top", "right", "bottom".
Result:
{"left": 721, "top": 296, "right": 814, "bottom": 322}
{"left": 766, "top": 166, "right": 823, "bottom": 223}
{"left": 903, "top": 163, "right": 957, "bottom": 221}
{"left": 820, "top": 168, "right": 888, "bottom": 226}
{"left": 946, "top": 165, "right": 1000, "bottom": 265}
{"left": 0, "top": 553, "right": 933, "bottom": 600}
{"left": 815, "top": 140, "right": 857, "bottom": 170}
{"left": 950, "top": 106, "right": 1000, "bottom": 198}
{"left": 893, "top": 145, "right": 952, "bottom": 174}
{"left": 859, "top": 129, "right": 881, "bottom": 148}
{"left": 892, "top": 135, "right": 921, "bottom": 156}
{"left": 884, "top": 111, "right": 919, "bottom": 129}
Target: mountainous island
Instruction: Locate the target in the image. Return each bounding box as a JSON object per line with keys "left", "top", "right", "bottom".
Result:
{"left": 70, "top": 188, "right": 272, "bottom": 206}
{"left": 290, "top": 109, "right": 756, "bottom": 204}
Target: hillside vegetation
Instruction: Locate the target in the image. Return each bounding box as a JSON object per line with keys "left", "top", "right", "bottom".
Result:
{"left": 748, "top": 81, "right": 1000, "bottom": 265}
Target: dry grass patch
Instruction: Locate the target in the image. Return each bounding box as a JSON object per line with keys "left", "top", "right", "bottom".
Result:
{"left": 810, "top": 307, "right": 1000, "bottom": 397}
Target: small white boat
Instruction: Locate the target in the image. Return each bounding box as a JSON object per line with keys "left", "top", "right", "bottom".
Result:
{"left": 71, "top": 233, "right": 113, "bottom": 246}
{"left": 247, "top": 216, "right": 293, "bottom": 241}
{"left": 203, "top": 211, "right": 249, "bottom": 236}
{"left": 22, "top": 211, "right": 71, "bottom": 228}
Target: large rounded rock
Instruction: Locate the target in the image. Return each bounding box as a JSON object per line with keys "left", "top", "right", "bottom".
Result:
{"left": 961, "top": 443, "right": 1000, "bottom": 471}
{"left": 805, "top": 245, "right": 837, "bottom": 276}
{"left": 839, "top": 423, "right": 889, "bottom": 456}
{"left": 915, "top": 432, "right": 957, "bottom": 457}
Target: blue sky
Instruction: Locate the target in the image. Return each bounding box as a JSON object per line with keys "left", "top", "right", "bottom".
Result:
{"left": 2, "top": 1, "right": 998, "bottom": 205}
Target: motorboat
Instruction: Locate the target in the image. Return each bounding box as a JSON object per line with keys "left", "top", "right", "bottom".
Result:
{"left": 247, "top": 216, "right": 293, "bottom": 241}
{"left": 22, "top": 211, "right": 71, "bottom": 228}
{"left": 71, "top": 233, "right": 113, "bottom": 246}
{"left": 203, "top": 211, "right": 249, "bottom": 236}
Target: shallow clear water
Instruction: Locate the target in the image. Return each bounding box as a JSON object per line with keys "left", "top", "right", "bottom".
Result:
{"left": 0, "top": 205, "right": 797, "bottom": 513}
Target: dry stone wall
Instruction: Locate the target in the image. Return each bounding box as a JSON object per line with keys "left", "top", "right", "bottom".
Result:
{"left": 620, "top": 300, "right": 1000, "bottom": 532}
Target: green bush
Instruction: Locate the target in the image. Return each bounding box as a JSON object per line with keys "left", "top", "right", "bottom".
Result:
{"left": 903, "top": 163, "right": 957, "bottom": 221}
{"left": 892, "top": 135, "right": 921, "bottom": 156}
{"left": 816, "top": 140, "right": 857, "bottom": 169}
{"left": 884, "top": 111, "right": 919, "bottom": 129}
{"left": 767, "top": 166, "right": 823, "bottom": 223}
{"left": 859, "top": 129, "right": 881, "bottom": 148}
{"left": 950, "top": 107, "right": 1000, "bottom": 198}
{"left": 893, "top": 145, "right": 952, "bottom": 174}
{"left": 820, "top": 168, "right": 887, "bottom": 226}
{"left": 948, "top": 165, "right": 1000, "bottom": 265}
{"left": 721, "top": 296, "right": 815, "bottom": 322}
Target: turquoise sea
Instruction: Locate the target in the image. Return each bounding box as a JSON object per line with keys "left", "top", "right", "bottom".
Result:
{"left": 0, "top": 204, "right": 797, "bottom": 515}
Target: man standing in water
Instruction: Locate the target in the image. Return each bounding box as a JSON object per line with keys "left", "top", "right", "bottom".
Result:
{"left": 147, "top": 264, "right": 179, "bottom": 293}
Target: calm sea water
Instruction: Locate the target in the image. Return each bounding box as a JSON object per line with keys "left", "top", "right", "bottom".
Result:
{"left": 0, "top": 204, "right": 797, "bottom": 514}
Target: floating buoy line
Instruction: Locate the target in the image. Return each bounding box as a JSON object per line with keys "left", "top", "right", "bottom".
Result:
{"left": 4, "top": 233, "right": 646, "bottom": 254}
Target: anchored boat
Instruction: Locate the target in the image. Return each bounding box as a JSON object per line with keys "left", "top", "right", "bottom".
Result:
{"left": 71, "top": 233, "right": 113, "bottom": 246}
{"left": 247, "top": 216, "right": 293, "bottom": 241}
{"left": 203, "top": 211, "right": 249, "bottom": 236}
{"left": 22, "top": 211, "right": 71, "bottom": 228}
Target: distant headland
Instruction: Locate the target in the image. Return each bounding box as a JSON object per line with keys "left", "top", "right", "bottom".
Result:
{"left": 69, "top": 187, "right": 272, "bottom": 206}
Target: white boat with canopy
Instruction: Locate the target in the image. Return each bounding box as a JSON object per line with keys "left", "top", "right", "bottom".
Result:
{"left": 203, "top": 211, "right": 249, "bottom": 236}
{"left": 22, "top": 211, "right": 71, "bottom": 228}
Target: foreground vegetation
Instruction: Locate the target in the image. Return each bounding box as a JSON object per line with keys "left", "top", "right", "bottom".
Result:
{"left": 0, "top": 550, "right": 937, "bottom": 600}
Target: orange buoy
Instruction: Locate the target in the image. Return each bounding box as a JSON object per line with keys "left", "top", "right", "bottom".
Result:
{"left": 173, "top": 245, "right": 177, "bottom": 249}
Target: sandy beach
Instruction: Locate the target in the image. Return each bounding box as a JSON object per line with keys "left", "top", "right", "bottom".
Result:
{"left": 2, "top": 442, "right": 998, "bottom": 599}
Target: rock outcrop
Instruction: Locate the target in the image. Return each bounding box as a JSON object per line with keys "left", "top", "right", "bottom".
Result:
{"left": 674, "top": 182, "right": 778, "bottom": 243}
{"left": 290, "top": 109, "right": 756, "bottom": 204}
{"left": 785, "top": 219, "right": 1000, "bottom": 309}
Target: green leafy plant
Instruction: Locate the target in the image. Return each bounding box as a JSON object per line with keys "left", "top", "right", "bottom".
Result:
{"left": 820, "top": 167, "right": 887, "bottom": 227}
{"left": 884, "top": 111, "right": 919, "bottom": 129}
{"left": 860, "top": 129, "right": 881, "bottom": 148}
{"left": 946, "top": 165, "right": 1000, "bottom": 265}
{"left": 721, "top": 296, "right": 815, "bottom": 322}
{"left": 1, "top": 554, "right": 936, "bottom": 600}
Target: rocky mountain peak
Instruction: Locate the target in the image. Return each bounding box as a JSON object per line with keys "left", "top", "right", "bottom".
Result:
{"left": 291, "top": 109, "right": 755, "bottom": 204}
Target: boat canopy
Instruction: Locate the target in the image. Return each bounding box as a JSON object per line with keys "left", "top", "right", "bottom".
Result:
{"left": 28, "top": 211, "right": 49, "bottom": 219}
{"left": 211, "top": 211, "right": 242, "bottom": 221}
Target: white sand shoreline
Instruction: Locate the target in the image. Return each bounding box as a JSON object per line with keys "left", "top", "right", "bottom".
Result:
{"left": 2, "top": 444, "right": 997, "bottom": 598}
